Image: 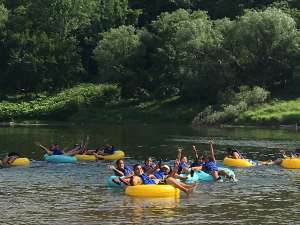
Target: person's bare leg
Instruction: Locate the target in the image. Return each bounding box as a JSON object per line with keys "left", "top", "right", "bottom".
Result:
{"left": 166, "top": 177, "right": 194, "bottom": 195}
{"left": 211, "top": 171, "right": 221, "bottom": 181}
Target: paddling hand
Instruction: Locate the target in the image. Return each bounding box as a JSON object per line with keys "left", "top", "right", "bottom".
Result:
{"left": 108, "top": 165, "right": 115, "bottom": 170}
{"left": 34, "top": 142, "right": 41, "bottom": 147}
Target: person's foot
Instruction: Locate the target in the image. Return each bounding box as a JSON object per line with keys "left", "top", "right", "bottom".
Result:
{"left": 216, "top": 176, "right": 223, "bottom": 182}
{"left": 229, "top": 175, "right": 238, "bottom": 182}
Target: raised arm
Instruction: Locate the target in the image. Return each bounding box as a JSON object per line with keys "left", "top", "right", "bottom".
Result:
{"left": 209, "top": 141, "right": 216, "bottom": 162}
{"left": 169, "top": 160, "right": 180, "bottom": 178}
{"left": 36, "top": 143, "right": 52, "bottom": 155}
{"left": 176, "top": 148, "right": 182, "bottom": 161}
{"left": 108, "top": 165, "right": 125, "bottom": 177}
{"left": 192, "top": 145, "right": 199, "bottom": 160}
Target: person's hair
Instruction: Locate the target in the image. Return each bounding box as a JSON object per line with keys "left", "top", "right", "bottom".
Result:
{"left": 180, "top": 154, "right": 187, "bottom": 160}
{"left": 197, "top": 154, "right": 203, "bottom": 161}
{"left": 116, "top": 159, "right": 123, "bottom": 166}
{"left": 133, "top": 164, "right": 142, "bottom": 170}
{"left": 144, "top": 157, "right": 153, "bottom": 162}
{"left": 8, "top": 152, "right": 20, "bottom": 157}
{"left": 202, "top": 154, "right": 208, "bottom": 161}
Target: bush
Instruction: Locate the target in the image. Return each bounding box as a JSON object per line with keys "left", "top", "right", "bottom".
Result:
{"left": 220, "top": 86, "right": 270, "bottom": 106}
{"left": 193, "top": 86, "right": 269, "bottom": 125}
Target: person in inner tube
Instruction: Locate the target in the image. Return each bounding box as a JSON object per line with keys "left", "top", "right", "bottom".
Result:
{"left": 94, "top": 144, "right": 116, "bottom": 159}
{"left": 127, "top": 162, "right": 196, "bottom": 195}
{"left": 0, "top": 152, "right": 20, "bottom": 168}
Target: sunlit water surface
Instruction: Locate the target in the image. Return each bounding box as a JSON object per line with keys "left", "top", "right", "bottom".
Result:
{"left": 0, "top": 124, "right": 299, "bottom": 224}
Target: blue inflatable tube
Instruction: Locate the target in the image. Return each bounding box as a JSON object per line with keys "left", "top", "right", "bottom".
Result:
{"left": 44, "top": 154, "right": 77, "bottom": 163}
{"left": 107, "top": 175, "right": 125, "bottom": 188}
{"left": 185, "top": 167, "right": 236, "bottom": 183}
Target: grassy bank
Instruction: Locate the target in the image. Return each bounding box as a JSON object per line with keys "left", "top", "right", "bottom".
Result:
{"left": 0, "top": 84, "right": 120, "bottom": 121}
{"left": 238, "top": 98, "right": 300, "bottom": 125}
{"left": 2, "top": 83, "right": 299, "bottom": 126}
{"left": 0, "top": 84, "right": 204, "bottom": 124}
{"left": 70, "top": 96, "right": 204, "bottom": 123}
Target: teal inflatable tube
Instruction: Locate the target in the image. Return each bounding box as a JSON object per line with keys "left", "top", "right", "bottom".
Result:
{"left": 44, "top": 154, "right": 77, "bottom": 163}
{"left": 186, "top": 167, "right": 235, "bottom": 183}
{"left": 107, "top": 175, "right": 125, "bottom": 188}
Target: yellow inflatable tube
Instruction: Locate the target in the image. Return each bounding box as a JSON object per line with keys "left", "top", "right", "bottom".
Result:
{"left": 11, "top": 158, "right": 30, "bottom": 166}
{"left": 125, "top": 185, "right": 180, "bottom": 198}
{"left": 75, "top": 150, "right": 125, "bottom": 161}
{"left": 75, "top": 154, "right": 96, "bottom": 161}
{"left": 223, "top": 157, "right": 253, "bottom": 168}
{"left": 101, "top": 150, "right": 125, "bottom": 160}
{"left": 281, "top": 158, "right": 300, "bottom": 169}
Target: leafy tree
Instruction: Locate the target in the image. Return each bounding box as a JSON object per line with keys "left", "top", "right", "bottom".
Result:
{"left": 93, "top": 25, "right": 146, "bottom": 97}
{"left": 220, "top": 7, "right": 300, "bottom": 91}
{"left": 150, "top": 9, "right": 223, "bottom": 100}
{"left": 0, "top": 4, "right": 8, "bottom": 27}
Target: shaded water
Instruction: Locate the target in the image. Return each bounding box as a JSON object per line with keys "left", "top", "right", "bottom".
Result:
{"left": 0, "top": 124, "right": 299, "bottom": 224}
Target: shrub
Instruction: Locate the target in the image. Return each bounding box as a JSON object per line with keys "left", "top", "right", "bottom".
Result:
{"left": 193, "top": 86, "right": 269, "bottom": 125}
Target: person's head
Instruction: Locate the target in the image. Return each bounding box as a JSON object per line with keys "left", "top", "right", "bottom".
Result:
{"left": 133, "top": 164, "right": 144, "bottom": 176}
{"left": 196, "top": 154, "right": 204, "bottom": 163}
{"left": 202, "top": 154, "right": 208, "bottom": 162}
{"left": 116, "top": 159, "right": 125, "bottom": 170}
{"left": 50, "top": 144, "right": 59, "bottom": 151}
{"left": 105, "top": 144, "right": 112, "bottom": 148}
{"left": 161, "top": 164, "right": 170, "bottom": 174}
{"left": 144, "top": 157, "right": 153, "bottom": 166}
{"left": 180, "top": 155, "right": 188, "bottom": 163}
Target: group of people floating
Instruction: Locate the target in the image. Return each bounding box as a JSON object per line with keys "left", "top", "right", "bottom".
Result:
{"left": 1, "top": 140, "right": 300, "bottom": 196}
{"left": 0, "top": 142, "right": 116, "bottom": 168}
{"left": 107, "top": 141, "right": 300, "bottom": 195}
{"left": 108, "top": 141, "right": 238, "bottom": 195}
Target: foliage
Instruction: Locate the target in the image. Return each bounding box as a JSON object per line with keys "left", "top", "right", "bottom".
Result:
{"left": 193, "top": 86, "right": 270, "bottom": 125}
{"left": 150, "top": 9, "right": 224, "bottom": 100}
{"left": 93, "top": 25, "right": 146, "bottom": 97}
{"left": 239, "top": 98, "right": 300, "bottom": 125}
{"left": 0, "top": 1, "right": 300, "bottom": 123}
{"left": 0, "top": 84, "right": 120, "bottom": 120}
{"left": 220, "top": 7, "right": 300, "bottom": 91}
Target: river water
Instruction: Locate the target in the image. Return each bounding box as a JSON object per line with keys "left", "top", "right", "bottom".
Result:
{"left": 0, "top": 123, "right": 299, "bottom": 224}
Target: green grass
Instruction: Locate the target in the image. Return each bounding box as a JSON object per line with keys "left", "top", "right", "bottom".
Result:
{"left": 70, "top": 96, "right": 205, "bottom": 123}
{"left": 0, "top": 83, "right": 120, "bottom": 121}
{"left": 238, "top": 98, "right": 300, "bottom": 125}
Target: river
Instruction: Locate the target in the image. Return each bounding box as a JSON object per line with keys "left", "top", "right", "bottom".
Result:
{"left": 0, "top": 123, "right": 299, "bottom": 224}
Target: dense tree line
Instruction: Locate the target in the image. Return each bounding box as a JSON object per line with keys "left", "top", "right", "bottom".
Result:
{"left": 0, "top": 0, "right": 300, "bottom": 103}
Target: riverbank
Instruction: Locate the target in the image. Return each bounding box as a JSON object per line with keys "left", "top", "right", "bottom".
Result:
{"left": 1, "top": 84, "right": 300, "bottom": 126}
{"left": 0, "top": 84, "right": 205, "bottom": 124}
{"left": 69, "top": 96, "right": 205, "bottom": 124}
